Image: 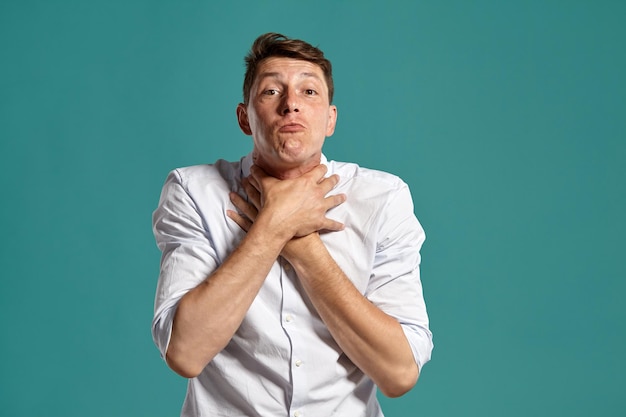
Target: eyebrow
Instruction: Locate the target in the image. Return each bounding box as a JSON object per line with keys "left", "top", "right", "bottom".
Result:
{"left": 257, "top": 72, "right": 323, "bottom": 82}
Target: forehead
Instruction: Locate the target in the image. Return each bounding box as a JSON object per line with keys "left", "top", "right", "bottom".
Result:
{"left": 254, "top": 57, "right": 326, "bottom": 84}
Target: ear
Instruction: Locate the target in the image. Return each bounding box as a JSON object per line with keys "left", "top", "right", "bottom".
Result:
{"left": 237, "top": 103, "right": 252, "bottom": 136}
{"left": 325, "top": 105, "right": 338, "bottom": 137}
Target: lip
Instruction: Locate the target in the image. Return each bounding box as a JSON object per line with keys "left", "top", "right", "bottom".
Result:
{"left": 278, "top": 122, "right": 305, "bottom": 133}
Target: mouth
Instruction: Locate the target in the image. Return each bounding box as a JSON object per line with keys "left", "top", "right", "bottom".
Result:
{"left": 278, "top": 123, "right": 305, "bottom": 133}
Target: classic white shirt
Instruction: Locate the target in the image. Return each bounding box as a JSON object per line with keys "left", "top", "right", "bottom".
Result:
{"left": 152, "top": 153, "right": 433, "bottom": 417}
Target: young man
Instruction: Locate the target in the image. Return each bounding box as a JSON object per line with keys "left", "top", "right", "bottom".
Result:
{"left": 152, "top": 32, "right": 433, "bottom": 417}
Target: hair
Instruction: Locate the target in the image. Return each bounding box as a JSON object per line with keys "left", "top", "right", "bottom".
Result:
{"left": 242, "top": 32, "right": 334, "bottom": 105}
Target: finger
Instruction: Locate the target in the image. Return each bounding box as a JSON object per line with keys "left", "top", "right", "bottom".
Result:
{"left": 249, "top": 165, "right": 277, "bottom": 201}
{"left": 249, "top": 164, "right": 271, "bottom": 183}
{"left": 226, "top": 209, "right": 252, "bottom": 232}
{"left": 319, "top": 174, "right": 341, "bottom": 194}
{"left": 324, "top": 193, "right": 347, "bottom": 210}
{"left": 319, "top": 218, "right": 345, "bottom": 232}
{"left": 229, "top": 192, "right": 258, "bottom": 221}
{"left": 247, "top": 175, "right": 261, "bottom": 192}
{"left": 241, "top": 178, "right": 261, "bottom": 210}
{"left": 304, "top": 164, "right": 328, "bottom": 183}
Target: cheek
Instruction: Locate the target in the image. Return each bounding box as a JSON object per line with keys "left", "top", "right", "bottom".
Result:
{"left": 252, "top": 111, "right": 273, "bottom": 130}
{"left": 248, "top": 113, "right": 267, "bottom": 135}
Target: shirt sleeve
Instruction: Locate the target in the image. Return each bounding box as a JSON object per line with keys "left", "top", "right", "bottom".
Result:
{"left": 151, "top": 169, "right": 220, "bottom": 360}
{"left": 365, "top": 183, "right": 433, "bottom": 371}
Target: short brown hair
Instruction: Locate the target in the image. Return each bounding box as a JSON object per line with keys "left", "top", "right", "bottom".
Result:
{"left": 242, "top": 32, "right": 334, "bottom": 105}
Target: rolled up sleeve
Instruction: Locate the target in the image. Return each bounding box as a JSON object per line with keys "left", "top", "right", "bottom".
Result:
{"left": 151, "top": 169, "right": 219, "bottom": 359}
{"left": 365, "top": 183, "right": 433, "bottom": 371}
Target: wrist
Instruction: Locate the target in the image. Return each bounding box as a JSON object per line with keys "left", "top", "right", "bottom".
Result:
{"left": 250, "top": 212, "right": 294, "bottom": 248}
{"left": 281, "top": 233, "right": 321, "bottom": 264}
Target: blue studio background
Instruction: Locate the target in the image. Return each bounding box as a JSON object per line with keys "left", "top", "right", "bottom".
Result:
{"left": 1, "top": 1, "right": 625, "bottom": 416}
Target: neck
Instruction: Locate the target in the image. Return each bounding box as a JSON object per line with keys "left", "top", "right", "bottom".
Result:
{"left": 252, "top": 152, "right": 322, "bottom": 180}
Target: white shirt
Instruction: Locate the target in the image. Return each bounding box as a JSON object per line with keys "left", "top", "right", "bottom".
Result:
{"left": 152, "top": 153, "right": 433, "bottom": 417}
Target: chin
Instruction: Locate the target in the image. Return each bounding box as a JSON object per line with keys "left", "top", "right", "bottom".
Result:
{"left": 279, "top": 148, "right": 319, "bottom": 165}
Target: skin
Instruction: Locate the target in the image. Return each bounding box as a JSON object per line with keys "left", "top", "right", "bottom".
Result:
{"left": 236, "top": 57, "right": 337, "bottom": 179}
{"left": 165, "top": 57, "right": 419, "bottom": 397}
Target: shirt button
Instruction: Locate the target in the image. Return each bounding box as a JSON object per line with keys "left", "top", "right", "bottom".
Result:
{"left": 295, "top": 359, "right": 303, "bottom": 367}
{"left": 285, "top": 314, "right": 293, "bottom": 323}
{"left": 294, "top": 411, "right": 301, "bottom": 417}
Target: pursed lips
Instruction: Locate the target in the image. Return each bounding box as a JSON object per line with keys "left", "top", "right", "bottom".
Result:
{"left": 278, "top": 122, "right": 305, "bottom": 133}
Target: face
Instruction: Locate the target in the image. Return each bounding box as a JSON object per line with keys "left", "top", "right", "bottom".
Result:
{"left": 237, "top": 57, "right": 337, "bottom": 178}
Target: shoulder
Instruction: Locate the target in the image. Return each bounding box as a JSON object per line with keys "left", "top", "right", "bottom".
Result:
{"left": 328, "top": 159, "right": 409, "bottom": 193}
{"left": 169, "top": 158, "right": 242, "bottom": 188}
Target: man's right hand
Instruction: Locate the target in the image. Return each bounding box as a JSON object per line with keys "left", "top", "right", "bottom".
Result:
{"left": 231, "top": 164, "right": 346, "bottom": 241}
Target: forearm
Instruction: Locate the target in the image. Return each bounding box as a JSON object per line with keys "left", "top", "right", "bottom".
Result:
{"left": 282, "top": 234, "right": 419, "bottom": 397}
{"left": 167, "top": 216, "right": 288, "bottom": 378}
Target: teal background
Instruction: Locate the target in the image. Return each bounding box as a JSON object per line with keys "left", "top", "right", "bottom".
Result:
{"left": 1, "top": 1, "right": 624, "bottom": 416}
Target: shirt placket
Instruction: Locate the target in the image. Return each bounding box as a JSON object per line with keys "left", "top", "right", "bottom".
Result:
{"left": 280, "top": 257, "right": 309, "bottom": 417}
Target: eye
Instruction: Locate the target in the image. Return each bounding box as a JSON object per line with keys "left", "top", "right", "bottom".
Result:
{"left": 263, "top": 89, "right": 279, "bottom": 96}
{"left": 304, "top": 89, "right": 317, "bottom": 96}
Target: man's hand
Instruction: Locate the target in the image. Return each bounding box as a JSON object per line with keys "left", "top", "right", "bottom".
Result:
{"left": 228, "top": 164, "right": 345, "bottom": 239}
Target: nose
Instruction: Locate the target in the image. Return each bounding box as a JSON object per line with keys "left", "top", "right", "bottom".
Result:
{"left": 281, "top": 89, "right": 299, "bottom": 114}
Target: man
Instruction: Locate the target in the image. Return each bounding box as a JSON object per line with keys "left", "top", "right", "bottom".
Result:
{"left": 152, "top": 32, "right": 433, "bottom": 417}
